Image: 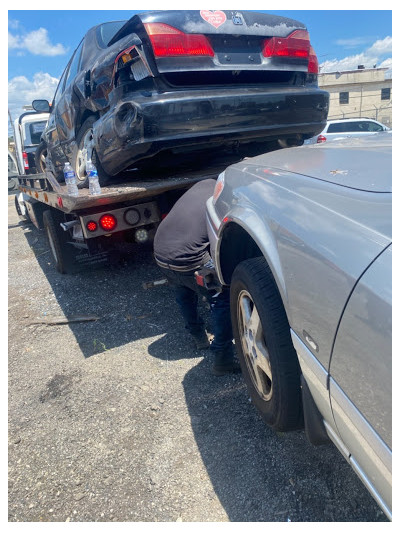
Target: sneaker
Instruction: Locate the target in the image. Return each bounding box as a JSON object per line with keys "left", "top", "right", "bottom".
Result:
{"left": 212, "top": 350, "right": 242, "bottom": 376}
{"left": 191, "top": 330, "right": 210, "bottom": 350}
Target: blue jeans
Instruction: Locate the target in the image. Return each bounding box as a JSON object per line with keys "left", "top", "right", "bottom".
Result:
{"left": 160, "top": 261, "right": 233, "bottom": 355}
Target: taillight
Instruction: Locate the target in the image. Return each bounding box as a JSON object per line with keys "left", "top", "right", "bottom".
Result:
{"left": 262, "top": 29, "right": 310, "bottom": 59}
{"left": 99, "top": 214, "right": 117, "bottom": 232}
{"left": 22, "top": 151, "right": 29, "bottom": 170}
{"left": 213, "top": 172, "right": 225, "bottom": 204}
{"left": 144, "top": 23, "right": 214, "bottom": 57}
{"left": 317, "top": 135, "right": 326, "bottom": 143}
{"left": 86, "top": 221, "right": 98, "bottom": 232}
{"left": 308, "top": 45, "right": 319, "bottom": 74}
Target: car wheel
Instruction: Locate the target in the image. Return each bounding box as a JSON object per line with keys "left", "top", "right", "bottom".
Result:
{"left": 230, "top": 257, "right": 303, "bottom": 431}
{"left": 43, "top": 210, "right": 72, "bottom": 274}
{"left": 73, "top": 116, "right": 110, "bottom": 189}
{"left": 35, "top": 141, "right": 48, "bottom": 174}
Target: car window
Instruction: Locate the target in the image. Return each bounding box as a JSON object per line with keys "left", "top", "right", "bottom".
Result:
{"left": 366, "top": 121, "right": 384, "bottom": 132}
{"left": 53, "top": 67, "right": 69, "bottom": 107}
{"left": 64, "top": 40, "right": 84, "bottom": 89}
{"left": 25, "top": 121, "right": 47, "bottom": 146}
{"left": 97, "top": 21, "right": 126, "bottom": 48}
{"left": 327, "top": 122, "right": 347, "bottom": 133}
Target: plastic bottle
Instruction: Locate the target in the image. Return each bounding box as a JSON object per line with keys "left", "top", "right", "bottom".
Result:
{"left": 63, "top": 162, "right": 79, "bottom": 197}
{"left": 86, "top": 159, "right": 102, "bottom": 196}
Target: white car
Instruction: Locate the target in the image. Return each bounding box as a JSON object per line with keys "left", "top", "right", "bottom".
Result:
{"left": 305, "top": 117, "right": 390, "bottom": 144}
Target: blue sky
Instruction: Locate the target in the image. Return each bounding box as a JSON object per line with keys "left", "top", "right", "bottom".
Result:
{"left": 8, "top": 8, "right": 392, "bottom": 126}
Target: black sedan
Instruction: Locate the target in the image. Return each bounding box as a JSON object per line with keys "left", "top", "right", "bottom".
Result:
{"left": 33, "top": 10, "right": 329, "bottom": 187}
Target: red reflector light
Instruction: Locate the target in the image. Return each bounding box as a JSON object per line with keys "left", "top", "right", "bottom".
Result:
{"left": 99, "top": 214, "right": 117, "bottom": 231}
{"left": 144, "top": 23, "right": 214, "bottom": 57}
{"left": 87, "top": 221, "right": 98, "bottom": 232}
{"left": 308, "top": 45, "right": 319, "bottom": 74}
{"left": 262, "top": 29, "right": 310, "bottom": 59}
{"left": 317, "top": 135, "right": 327, "bottom": 143}
{"left": 22, "top": 151, "right": 29, "bottom": 169}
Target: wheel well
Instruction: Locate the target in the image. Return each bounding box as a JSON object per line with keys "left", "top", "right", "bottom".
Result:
{"left": 219, "top": 223, "right": 262, "bottom": 284}
{"left": 75, "top": 110, "right": 99, "bottom": 137}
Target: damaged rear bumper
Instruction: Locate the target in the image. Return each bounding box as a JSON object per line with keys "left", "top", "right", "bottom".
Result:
{"left": 94, "top": 86, "right": 329, "bottom": 175}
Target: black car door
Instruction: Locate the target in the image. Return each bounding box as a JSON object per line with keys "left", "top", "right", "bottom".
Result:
{"left": 53, "top": 40, "right": 84, "bottom": 162}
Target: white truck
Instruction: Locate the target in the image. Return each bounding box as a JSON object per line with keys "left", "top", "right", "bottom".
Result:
{"left": 12, "top": 111, "right": 49, "bottom": 176}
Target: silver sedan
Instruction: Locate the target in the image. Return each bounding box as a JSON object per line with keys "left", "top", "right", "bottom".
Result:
{"left": 206, "top": 134, "right": 392, "bottom": 519}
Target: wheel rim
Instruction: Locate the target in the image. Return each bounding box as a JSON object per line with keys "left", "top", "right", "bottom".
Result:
{"left": 237, "top": 289, "right": 273, "bottom": 401}
{"left": 75, "top": 128, "right": 94, "bottom": 181}
{"left": 46, "top": 226, "right": 58, "bottom": 263}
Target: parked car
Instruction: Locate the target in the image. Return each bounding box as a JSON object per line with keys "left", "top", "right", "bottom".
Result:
{"left": 305, "top": 117, "right": 390, "bottom": 144}
{"left": 206, "top": 134, "right": 392, "bottom": 520}
{"left": 12, "top": 112, "right": 49, "bottom": 175}
{"left": 32, "top": 10, "right": 329, "bottom": 188}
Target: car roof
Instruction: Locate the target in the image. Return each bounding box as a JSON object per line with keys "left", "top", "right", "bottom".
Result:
{"left": 327, "top": 118, "right": 380, "bottom": 124}
{"left": 244, "top": 133, "right": 392, "bottom": 193}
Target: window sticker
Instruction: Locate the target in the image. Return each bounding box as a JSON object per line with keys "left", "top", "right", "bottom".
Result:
{"left": 200, "top": 10, "right": 227, "bottom": 29}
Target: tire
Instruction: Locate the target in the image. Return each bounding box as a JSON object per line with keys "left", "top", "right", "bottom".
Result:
{"left": 43, "top": 210, "right": 72, "bottom": 274}
{"left": 35, "top": 141, "right": 48, "bottom": 174}
{"left": 230, "top": 257, "right": 303, "bottom": 431}
{"left": 8, "top": 176, "right": 18, "bottom": 191}
{"left": 73, "top": 116, "right": 110, "bottom": 189}
{"left": 14, "top": 194, "right": 26, "bottom": 219}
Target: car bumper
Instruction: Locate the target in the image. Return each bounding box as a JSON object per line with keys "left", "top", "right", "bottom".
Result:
{"left": 206, "top": 195, "right": 224, "bottom": 283}
{"left": 94, "top": 86, "right": 329, "bottom": 175}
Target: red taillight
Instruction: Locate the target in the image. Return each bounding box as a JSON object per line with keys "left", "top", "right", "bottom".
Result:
{"left": 99, "top": 214, "right": 117, "bottom": 232}
{"left": 144, "top": 23, "right": 214, "bottom": 57}
{"left": 87, "top": 221, "right": 98, "bottom": 232}
{"left": 22, "top": 151, "right": 29, "bottom": 169}
{"left": 308, "top": 45, "right": 319, "bottom": 74}
{"left": 317, "top": 135, "right": 326, "bottom": 143}
{"left": 262, "top": 29, "right": 310, "bottom": 59}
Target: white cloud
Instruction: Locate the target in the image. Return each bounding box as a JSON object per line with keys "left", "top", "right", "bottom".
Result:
{"left": 367, "top": 36, "right": 392, "bottom": 56}
{"left": 335, "top": 37, "right": 371, "bottom": 48}
{"left": 8, "top": 27, "right": 67, "bottom": 56}
{"left": 8, "top": 72, "right": 59, "bottom": 130}
{"left": 8, "top": 19, "right": 20, "bottom": 30}
{"left": 320, "top": 36, "right": 392, "bottom": 74}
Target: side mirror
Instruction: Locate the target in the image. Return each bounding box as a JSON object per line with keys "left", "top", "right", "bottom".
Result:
{"left": 32, "top": 99, "right": 51, "bottom": 113}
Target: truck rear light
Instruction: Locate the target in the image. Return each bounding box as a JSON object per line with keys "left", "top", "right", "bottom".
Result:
{"left": 87, "top": 221, "right": 98, "bottom": 232}
{"left": 22, "top": 151, "right": 29, "bottom": 170}
{"left": 99, "top": 214, "right": 117, "bottom": 231}
{"left": 308, "top": 46, "right": 319, "bottom": 74}
{"left": 144, "top": 23, "right": 214, "bottom": 57}
{"left": 262, "top": 29, "right": 310, "bottom": 59}
{"left": 317, "top": 135, "right": 327, "bottom": 143}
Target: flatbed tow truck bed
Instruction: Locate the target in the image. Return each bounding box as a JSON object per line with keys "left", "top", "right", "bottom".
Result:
{"left": 15, "top": 161, "right": 228, "bottom": 273}
{"left": 17, "top": 165, "right": 225, "bottom": 214}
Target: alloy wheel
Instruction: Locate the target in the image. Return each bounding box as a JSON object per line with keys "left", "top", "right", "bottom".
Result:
{"left": 237, "top": 289, "right": 273, "bottom": 401}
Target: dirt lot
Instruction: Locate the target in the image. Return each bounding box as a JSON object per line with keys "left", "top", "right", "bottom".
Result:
{"left": 8, "top": 191, "right": 387, "bottom": 522}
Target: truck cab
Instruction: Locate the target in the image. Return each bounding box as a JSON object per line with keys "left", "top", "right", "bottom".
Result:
{"left": 13, "top": 112, "right": 49, "bottom": 175}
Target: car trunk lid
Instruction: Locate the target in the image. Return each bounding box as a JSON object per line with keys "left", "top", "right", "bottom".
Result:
{"left": 110, "top": 10, "right": 313, "bottom": 75}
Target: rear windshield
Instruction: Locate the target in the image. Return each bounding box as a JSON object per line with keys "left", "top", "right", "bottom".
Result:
{"left": 24, "top": 121, "right": 47, "bottom": 146}
{"left": 97, "top": 21, "right": 126, "bottom": 48}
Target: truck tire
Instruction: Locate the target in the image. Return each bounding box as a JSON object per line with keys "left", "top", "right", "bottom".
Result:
{"left": 73, "top": 116, "right": 110, "bottom": 189}
{"left": 230, "top": 257, "right": 303, "bottom": 431}
{"left": 43, "top": 210, "right": 71, "bottom": 274}
{"left": 35, "top": 141, "right": 47, "bottom": 174}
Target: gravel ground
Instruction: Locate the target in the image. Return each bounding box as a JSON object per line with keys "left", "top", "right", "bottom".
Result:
{"left": 8, "top": 191, "right": 388, "bottom": 523}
